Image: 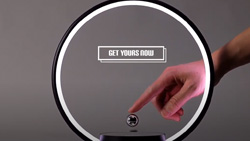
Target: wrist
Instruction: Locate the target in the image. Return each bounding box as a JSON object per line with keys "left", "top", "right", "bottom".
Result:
{"left": 211, "top": 45, "right": 233, "bottom": 85}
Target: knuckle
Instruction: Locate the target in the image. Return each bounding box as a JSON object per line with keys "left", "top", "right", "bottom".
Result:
{"left": 186, "top": 81, "right": 198, "bottom": 91}
{"left": 186, "top": 80, "right": 204, "bottom": 98}
{"left": 167, "top": 97, "right": 180, "bottom": 111}
{"left": 165, "top": 66, "right": 175, "bottom": 72}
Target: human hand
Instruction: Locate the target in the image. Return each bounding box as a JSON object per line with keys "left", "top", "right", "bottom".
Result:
{"left": 128, "top": 60, "right": 206, "bottom": 121}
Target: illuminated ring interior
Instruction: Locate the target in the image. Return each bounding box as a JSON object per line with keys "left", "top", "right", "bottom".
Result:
{"left": 53, "top": 1, "right": 213, "bottom": 141}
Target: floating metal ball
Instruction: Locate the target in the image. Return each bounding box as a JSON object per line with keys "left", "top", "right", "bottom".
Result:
{"left": 127, "top": 114, "right": 139, "bottom": 127}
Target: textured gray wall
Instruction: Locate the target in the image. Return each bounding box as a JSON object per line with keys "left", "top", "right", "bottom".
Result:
{"left": 0, "top": 0, "right": 249, "bottom": 141}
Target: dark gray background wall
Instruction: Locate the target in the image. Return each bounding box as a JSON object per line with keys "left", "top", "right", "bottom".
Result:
{"left": 0, "top": 0, "right": 249, "bottom": 141}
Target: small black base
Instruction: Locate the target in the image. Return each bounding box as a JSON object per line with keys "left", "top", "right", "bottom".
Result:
{"left": 100, "top": 132, "right": 166, "bottom": 141}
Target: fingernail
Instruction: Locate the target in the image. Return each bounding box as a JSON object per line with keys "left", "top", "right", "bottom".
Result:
{"left": 161, "top": 110, "right": 170, "bottom": 117}
{"left": 128, "top": 107, "right": 133, "bottom": 113}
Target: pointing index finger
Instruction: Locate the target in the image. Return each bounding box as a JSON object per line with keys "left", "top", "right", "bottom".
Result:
{"left": 128, "top": 76, "right": 168, "bottom": 113}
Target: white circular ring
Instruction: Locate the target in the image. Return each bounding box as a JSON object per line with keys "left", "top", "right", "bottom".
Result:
{"left": 54, "top": 1, "right": 212, "bottom": 141}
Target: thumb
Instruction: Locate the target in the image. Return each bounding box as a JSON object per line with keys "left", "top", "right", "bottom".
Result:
{"left": 161, "top": 81, "right": 195, "bottom": 118}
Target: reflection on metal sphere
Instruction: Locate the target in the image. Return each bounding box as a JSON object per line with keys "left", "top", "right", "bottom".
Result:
{"left": 127, "top": 114, "right": 139, "bottom": 127}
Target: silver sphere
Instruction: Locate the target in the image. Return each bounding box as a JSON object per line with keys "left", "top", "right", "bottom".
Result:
{"left": 127, "top": 114, "right": 139, "bottom": 127}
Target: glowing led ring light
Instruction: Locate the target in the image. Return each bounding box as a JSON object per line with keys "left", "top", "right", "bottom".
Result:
{"left": 52, "top": 0, "right": 214, "bottom": 141}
